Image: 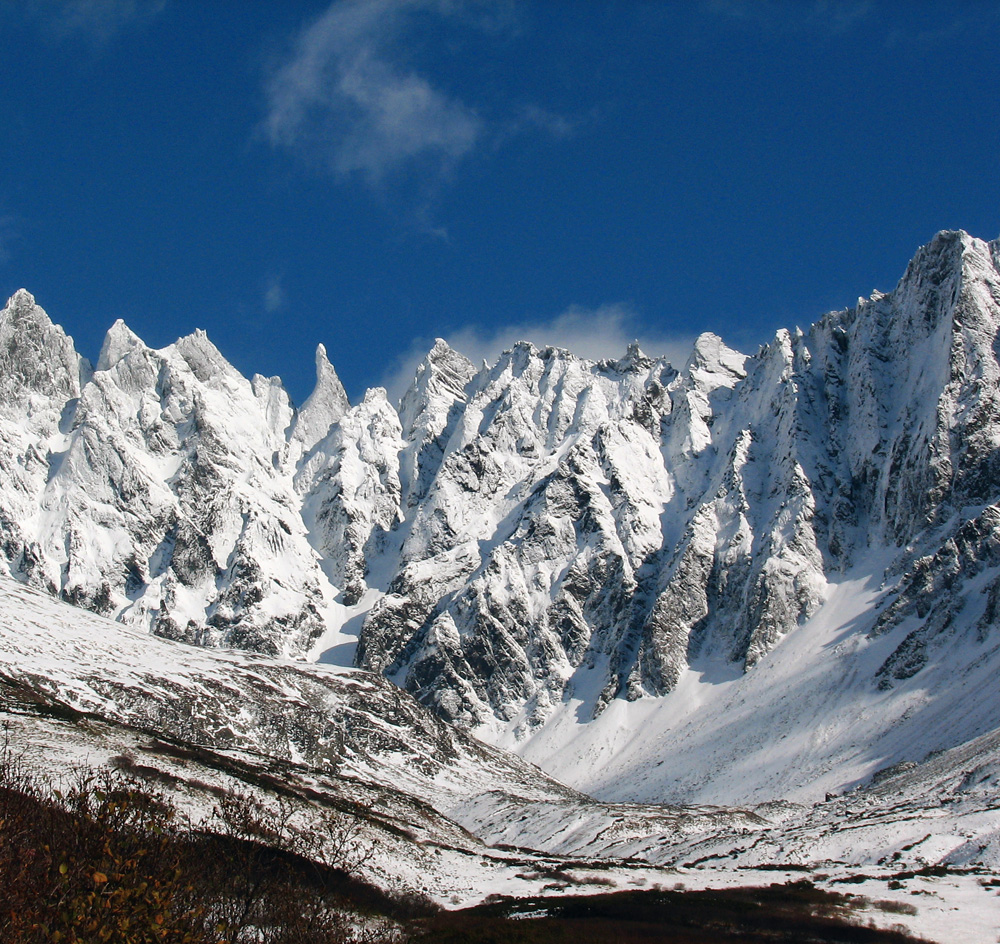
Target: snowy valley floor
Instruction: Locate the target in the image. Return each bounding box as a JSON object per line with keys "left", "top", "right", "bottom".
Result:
{"left": 0, "top": 576, "right": 998, "bottom": 942}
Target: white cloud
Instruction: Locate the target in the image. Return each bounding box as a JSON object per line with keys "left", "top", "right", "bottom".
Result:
{"left": 263, "top": 275, "right": 286, "bottom": 314}
{"left": 264, "top": 0, "right": 483, "bottom": 186}
{"left": 380, "top": 303, "right": 702, "bottom": 402}
{"left": 264, "top": 0, "right": 577, "bottom": 195}
{"left": 513, "top": 104, "right": 579, "bottom": 140}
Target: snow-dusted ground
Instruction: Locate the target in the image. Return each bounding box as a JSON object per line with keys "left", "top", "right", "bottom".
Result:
{"left": 1, "top": 576, "right": 997, "bottom": 942}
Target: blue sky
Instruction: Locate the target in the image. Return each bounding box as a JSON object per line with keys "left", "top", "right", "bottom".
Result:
{"left": 1, "top": 0, "right": 998, "bottom": 405}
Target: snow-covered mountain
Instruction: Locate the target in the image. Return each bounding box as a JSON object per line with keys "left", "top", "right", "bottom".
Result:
{"left": 2, "top": 230, "right": 1000, "bottom": 809}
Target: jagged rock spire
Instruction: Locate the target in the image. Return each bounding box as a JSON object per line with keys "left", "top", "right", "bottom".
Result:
{"left": 292, "top": 343, "right": 350, "bottom": 451}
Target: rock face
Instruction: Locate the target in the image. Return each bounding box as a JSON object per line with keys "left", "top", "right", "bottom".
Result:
{"left": 2, "top": 231, "right": 1000, "bottom": 743}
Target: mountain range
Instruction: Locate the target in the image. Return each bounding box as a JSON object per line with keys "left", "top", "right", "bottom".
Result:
{"left": 2, "top": 229, "right": 1000, "bottom": 940}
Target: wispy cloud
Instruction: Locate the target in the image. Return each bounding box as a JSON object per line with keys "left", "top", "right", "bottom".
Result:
{"left": 265, "top": 0, "right": 483, "bottom": 186}
{"left": 26, "top": 0, "right": 166, "bottom": 43}
{"left": 263, "top": 274, "right": 286, "bottom": 314}
{"left": 264, "top": 0, "right": 576, "bottom": 196}
{"left": 512, "top": 104, "right": 579, "bottom": 140}
{"left": 380, "top": 303, "right": 702, "bottom": 402}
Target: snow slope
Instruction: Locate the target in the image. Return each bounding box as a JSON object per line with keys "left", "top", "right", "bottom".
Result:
{"left": 507, "top": 556, "right": 1000, "bottom": 806}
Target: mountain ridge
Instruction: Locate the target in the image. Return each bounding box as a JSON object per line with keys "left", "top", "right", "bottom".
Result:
{"left": 2, "top": 229, "right": 1000, "bottom": 807}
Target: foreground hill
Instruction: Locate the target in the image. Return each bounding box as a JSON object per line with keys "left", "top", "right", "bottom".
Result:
{"left": 0, "top": 576, "right": 997, "bottom": 941}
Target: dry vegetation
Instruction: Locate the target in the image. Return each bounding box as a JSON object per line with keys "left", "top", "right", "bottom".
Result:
{"left": 0, "top": 739, "right": 426, "bottom": 942}
{"left": 0, "top": 739, "right": 931, "bottom": 943}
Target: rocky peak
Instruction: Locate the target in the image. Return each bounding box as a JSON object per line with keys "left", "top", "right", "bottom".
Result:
{"left": 96, "top": 319, "right": 145, "bottom": 372}
{"left": 292, "top": 343, "right": 350, "bottom": 452}
{"left": 614, "top": 340, "right": 652, "bottom": 373}
{"left": 173, "top": 328, "right": 238, "bottom": 386}
{"left": 298, "top": 386, "right": 403, "bottom": 606}
{"left": 686, "top": 332, "right": 747, "bottom": 385}
{"left": 0, "top": 289, "right": 87, "bottom": 408}
{"left": 397, "top": 339, "right": 475, "bottom": 510}
{"left": 399, "top": 339, "right": 474, "bottom": 435}
{"left": 6, "top": 288, "right": 37, "bottom": 312}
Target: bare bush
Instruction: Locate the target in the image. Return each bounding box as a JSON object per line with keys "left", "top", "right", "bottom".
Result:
{"left": 0, "top": 739, "right": 398, "bottom": 944}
